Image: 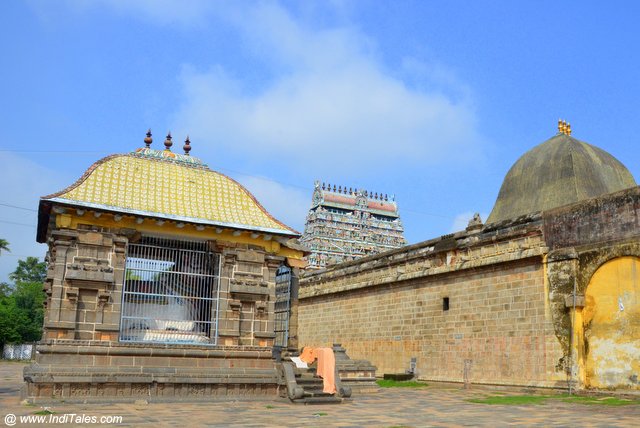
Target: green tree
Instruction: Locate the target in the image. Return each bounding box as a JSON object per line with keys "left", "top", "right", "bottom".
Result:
{"left": 0, "top": 257, "right": 47, "bottom": 347}
{"left": 0, "top": 297, "right": 25, "bottom": 348}
{"left": 0, "top": 282, "right": 12, "bottom": 298}
{"left": 0, "top": 238, "right": 9, "bottom": 255}
{"left": 11, "top": 281, "right": 45, "bottom": 342}
{"left": 9, "top": 256, "right": 46, "bottom": 283}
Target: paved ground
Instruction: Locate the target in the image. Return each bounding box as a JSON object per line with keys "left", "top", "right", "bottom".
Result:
{"left": 1, "top": 361, "right": 639, "bottom": 427}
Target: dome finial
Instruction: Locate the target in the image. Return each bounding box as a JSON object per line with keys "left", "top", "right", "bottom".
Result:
{"left": 164, "top": 132, "right": 173, "bottom": 150}
{"left": 558, "top": 119, "right": 571, "bottom": 136}
{"left": 144, "top": 129, "right": 153, "bottom": 148}
{"left": 183, "top": 135, "right": 191, "bottom": 155}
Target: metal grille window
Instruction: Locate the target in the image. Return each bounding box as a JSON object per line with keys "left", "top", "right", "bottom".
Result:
{"left": 274, "top": 265, "right": 292, "bottom": 348}
{"left": 120, "top": 237, "right": 221, "bottom": 345}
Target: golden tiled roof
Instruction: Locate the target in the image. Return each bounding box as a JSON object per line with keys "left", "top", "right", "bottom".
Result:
{"left": 42, "top": 151, "right": 298, "bottom": 236}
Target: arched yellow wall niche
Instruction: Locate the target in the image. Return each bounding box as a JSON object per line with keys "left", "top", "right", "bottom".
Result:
{"left": 583, "top": 257, "right": 640, "bottom": 389}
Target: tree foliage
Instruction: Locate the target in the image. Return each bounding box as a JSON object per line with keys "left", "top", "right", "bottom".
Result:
{"left": 0, "top": 238, "right": 9, "bottom": 255}
{"left": 9, "top": 257, "right": 46, "bottom": 283}
{"left": 0, "top": 257, "right": 46, "bottom": 348}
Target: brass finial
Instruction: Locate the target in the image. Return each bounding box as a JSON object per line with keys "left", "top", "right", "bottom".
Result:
{"left": 557, "top": 119, "right": 572, "bottom": 136}
{"left": 183, "top": 136, "right": 191, "bottom": 155}
{"left": 164, "top": 132, "right": 173, "bottom": 150}
{"left": 144, "top": 129, "right": 153, "bottom": 148}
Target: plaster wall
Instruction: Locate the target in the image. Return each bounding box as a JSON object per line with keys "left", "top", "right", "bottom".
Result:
{"left": 583, "top": 257, "right": 640, "bottom": 389}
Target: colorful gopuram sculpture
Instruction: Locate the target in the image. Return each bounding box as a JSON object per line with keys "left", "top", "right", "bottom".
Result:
{"left": 300, "top": 181, "right": 407, "bottom": 269}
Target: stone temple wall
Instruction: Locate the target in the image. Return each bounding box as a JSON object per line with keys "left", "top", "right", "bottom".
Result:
{"left": 299, "top": 259, "right": 565, "bottom": 387}
{"left": 299, "top": 186, "right": 640, "bottom": 390}
{"left": 299, "top": 220, "right": 567, "bottom": 388}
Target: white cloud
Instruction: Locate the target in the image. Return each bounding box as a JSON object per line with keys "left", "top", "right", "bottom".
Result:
{"left": 450, "top": 211, "right": 489, "bottom": 233}
{"left": 42, "top": 1, "right": 485, "bottom": 178}
{"left": 235, "top": 175, "right": 310, "bottom": 234}
{"left": 164, "top": 2, "right": 484, "bottom": 177}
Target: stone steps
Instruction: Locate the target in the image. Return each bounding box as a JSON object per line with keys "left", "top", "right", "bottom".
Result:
{"left": 277, "top": 362, "right": 347, "bottom": 404}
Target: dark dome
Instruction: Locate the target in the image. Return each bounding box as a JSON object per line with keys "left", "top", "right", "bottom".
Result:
{"left": 487, "top": 133, "right": 636, "bottom": 224}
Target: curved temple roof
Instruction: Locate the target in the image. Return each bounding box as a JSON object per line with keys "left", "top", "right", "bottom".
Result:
{"left": 40, "top": 148, "right": 299, "bottom": 237}
{"left": 487, "top": 133, "right": 636, "bottom": 224}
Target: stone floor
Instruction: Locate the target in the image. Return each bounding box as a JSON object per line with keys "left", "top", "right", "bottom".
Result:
{"left": 2, "top": 361, "right": 639, "bottom": 427}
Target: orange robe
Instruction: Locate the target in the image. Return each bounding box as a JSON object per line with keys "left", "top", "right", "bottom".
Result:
{"left": 299, "top": 347, "right": 336, "bottom": 394}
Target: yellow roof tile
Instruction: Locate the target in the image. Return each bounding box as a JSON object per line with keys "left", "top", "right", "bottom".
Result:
{"left": 42, "top": 151, "right": 298, "bottom": 236}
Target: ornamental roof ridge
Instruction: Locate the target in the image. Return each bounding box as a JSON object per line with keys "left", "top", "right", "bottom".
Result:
{"left": 130, "top": 148, "right": 209, "bottom": 168}
{"left": 317, "top": 181, "right": 395, "bottom": 203}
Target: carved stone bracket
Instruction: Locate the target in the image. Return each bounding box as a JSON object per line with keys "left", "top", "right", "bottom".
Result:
{"left": 113, "top": 236, "right": 128, "bottom": 254}
{"left": 66, "top": 287, "right": 79, "bottom": 304}
{"left": 224, "top": 252, "right": 238, "bottom": 266}
{"left": 97, "top": 292, "right": 110, "bottom": 308}
{"left": 229, "top": 300, "right": 242, "bottom": 312}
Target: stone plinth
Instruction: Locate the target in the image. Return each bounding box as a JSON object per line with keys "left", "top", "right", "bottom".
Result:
{"left": 23, "top": 341, "right": 278, "bottom": 403}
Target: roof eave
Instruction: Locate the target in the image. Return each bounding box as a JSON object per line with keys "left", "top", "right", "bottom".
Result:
{"left": 43, "top": 197, "right": 300, "bottom": 238}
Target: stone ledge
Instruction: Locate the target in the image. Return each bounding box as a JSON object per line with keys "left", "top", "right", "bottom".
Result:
{"left": 36, "top": 343, "right": 273, "bottom": 359}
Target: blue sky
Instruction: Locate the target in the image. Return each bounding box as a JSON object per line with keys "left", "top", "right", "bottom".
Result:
{"left": 1, "top": 0, "right": 639, "bottom": 282}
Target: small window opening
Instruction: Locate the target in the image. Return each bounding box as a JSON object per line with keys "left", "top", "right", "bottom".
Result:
{"left": 443, "top": 297, "right": 450, "bottom": 311}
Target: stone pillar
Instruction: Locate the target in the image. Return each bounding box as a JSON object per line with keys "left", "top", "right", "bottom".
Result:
{"left": 43, "top": 230, "right": 77, "bottom": 340}
{"left": 547, "top": 248, "right": 580, "bottom": 387}
{"left": 287, "top": 267, "right": 300, "bottom": 351}
{"left": 218, "top": 248, "right": 238, "bottom": 346}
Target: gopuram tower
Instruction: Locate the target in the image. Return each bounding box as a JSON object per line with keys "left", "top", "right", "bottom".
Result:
{"left": 300, "top": 181, "right": 407, "bottom": 269}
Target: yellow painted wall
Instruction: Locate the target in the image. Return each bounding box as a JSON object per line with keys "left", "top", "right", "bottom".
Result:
{"left": 583, "top": 257, "right": 640, "bottom": 389}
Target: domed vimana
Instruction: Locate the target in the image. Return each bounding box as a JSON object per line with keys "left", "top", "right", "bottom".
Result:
{"left": 487, "top": 121, "right": 637, "bottom": 224}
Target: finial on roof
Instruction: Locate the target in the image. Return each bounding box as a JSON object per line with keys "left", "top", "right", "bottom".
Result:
{"left": 164, "top": 132, "right": 173, "bottom": 150}
{"left": 183, "top": 136, "right": 191, "bottom": 155}
{"left": 144, "top": 129, "right": 153, "bottom": 148}
{"left": 333, "top": 184, "right": 337, "bottom": 192}
{"left": 558, "top": 119, "right": 572, "bottom": 136}
{"left": 338, "top": 185, "right": 342, "bottom": 193}
{"left": 322, "top": 182, "right": 326, "bottom": 190}
{"left": 349, "top": 187, "right": 353, "bottom": 195}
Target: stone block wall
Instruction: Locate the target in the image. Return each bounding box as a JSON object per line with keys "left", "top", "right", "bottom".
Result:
{"left": 27, "top": 217, "right": 299, "bottom": 402}
{"left": 299, "top": 220, "right": 570, "bottom": 388}
{"left": 25, "top": 342, "right": 278, "bottom": 403}
{"left": 299, "top": 259, "right": 565, "bottom": 387}
{"left": 42, "top": 228, "right": 124, "bottom": 342}
{"left": 544, "top": 186, "right": 640, "bottom": 251}
{"left": 215, "top": 245, "right": 282, "bottom": 348}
